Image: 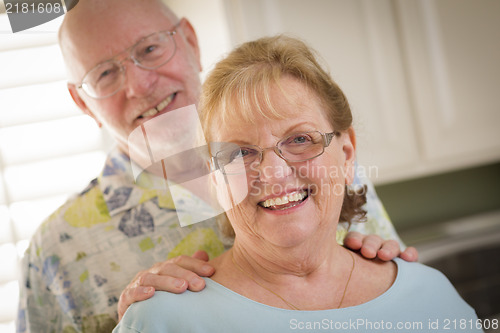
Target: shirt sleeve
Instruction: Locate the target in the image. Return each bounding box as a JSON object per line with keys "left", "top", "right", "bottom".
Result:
{"left": 17, "top": 240, "right": 63, "bottom": 333}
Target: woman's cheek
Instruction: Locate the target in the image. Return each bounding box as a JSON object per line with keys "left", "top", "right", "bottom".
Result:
{"left": 227, "top": 201, "right": 257, "bottom": 235}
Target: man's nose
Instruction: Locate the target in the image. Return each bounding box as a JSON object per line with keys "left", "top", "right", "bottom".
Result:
{"left": 123, "top": 62, "right": 159, "bottom": 98}
{"left": 256, "top": 148, "right": 293, "bottom": 183}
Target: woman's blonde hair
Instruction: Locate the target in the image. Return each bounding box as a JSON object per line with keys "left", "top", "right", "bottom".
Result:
{"left": 200, "top": 35, "right": 366, "bottom": 238}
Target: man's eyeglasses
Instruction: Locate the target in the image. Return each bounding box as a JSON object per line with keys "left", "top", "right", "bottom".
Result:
{"left": 213, "top": 131, "right": 337, "bottom": 175}
{"left": 77, "top": 25, "right": 179, "bottom": 99}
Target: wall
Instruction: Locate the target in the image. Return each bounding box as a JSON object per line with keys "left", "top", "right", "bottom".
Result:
{"left": 376, "top": 162, "right": 500, "bottom": 233}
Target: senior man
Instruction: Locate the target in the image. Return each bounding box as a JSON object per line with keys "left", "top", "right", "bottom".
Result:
{"left": 17, "top": 0, "right": 416, "bottom": 332}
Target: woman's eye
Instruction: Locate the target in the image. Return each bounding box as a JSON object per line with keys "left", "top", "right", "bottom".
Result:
{"left": 289, "top": 134, "right": 312, "bottom": 144}
{"left": 227, "top": 148, "right": 247, "bottom": 162}
{"left": 231, "top": 147, "right": 257, "bottom": 162}
{"left": 240, "top": 148, "right": 252, "bottom": 157}
{"left": 293, "top": 136, "right": 307, "bottom": 144}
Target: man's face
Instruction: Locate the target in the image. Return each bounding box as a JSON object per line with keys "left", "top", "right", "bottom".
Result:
{"left": 61, "top": 0, "right": 202, "bottom": 154}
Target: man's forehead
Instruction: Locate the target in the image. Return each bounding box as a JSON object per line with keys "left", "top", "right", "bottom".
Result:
{"left": 60, "top": 0, "right": 176, "bottom": 76}
{"left": 65, "top": 1, "right": 173, "bottom": 43}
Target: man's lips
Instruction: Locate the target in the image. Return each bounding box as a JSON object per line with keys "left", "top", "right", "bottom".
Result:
{"left": 258, "top": 189, "right": 308, "bottom": 210}
{"left": 137, "top": 93, "right": 176, "bottom": 119}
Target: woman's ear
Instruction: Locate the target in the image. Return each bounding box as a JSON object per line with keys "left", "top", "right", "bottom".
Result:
{"left": 342, "top": 127, "right": 357, "bottom": 185}
{"left": 67, "top": 83, "right": 102, "bottom": 128}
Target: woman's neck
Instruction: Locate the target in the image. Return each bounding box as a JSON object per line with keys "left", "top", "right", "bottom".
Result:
{"left": 210, "top": 238, "right": 357, "bottom": 310}
{"left": 232, "top": 239, "right": 342, "bottom": 280}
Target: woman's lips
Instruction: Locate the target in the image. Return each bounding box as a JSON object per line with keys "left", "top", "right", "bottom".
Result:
{"left": 258, "top": 190, "right": 308, "bottom": 210}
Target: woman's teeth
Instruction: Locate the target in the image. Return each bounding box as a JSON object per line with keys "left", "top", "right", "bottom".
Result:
{"left": 260, "top": 191, "right": 307, "bottom": 208}
{"left": 140, "top": 94, "right": 174, "bottom": 118}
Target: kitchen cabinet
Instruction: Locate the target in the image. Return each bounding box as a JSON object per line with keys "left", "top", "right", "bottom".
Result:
{"left": 394, "top": 0, "right": 500, "bottom": 180}
{"left": 222, "top": 0, "right": 500, "bottom": 184}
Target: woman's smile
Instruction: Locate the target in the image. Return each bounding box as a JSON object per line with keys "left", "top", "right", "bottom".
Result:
{"left": 258, "top": 189, "right": 309, "bottom": 211}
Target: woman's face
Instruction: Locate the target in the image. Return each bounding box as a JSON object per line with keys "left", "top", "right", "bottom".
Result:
{"left": 211, "top": 76, "right": 356, "bottom": 250}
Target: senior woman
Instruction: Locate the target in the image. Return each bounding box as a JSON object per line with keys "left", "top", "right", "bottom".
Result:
{"left": 114, "top": 35, "right": 480, "bottom": 332}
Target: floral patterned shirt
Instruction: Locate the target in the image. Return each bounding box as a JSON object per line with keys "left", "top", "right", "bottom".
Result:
{"left": 17, "top": 149, "right": 402, "bottom": 333}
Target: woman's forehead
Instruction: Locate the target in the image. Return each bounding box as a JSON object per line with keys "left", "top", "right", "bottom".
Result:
{"left": 226, "top": 78, "right": 325, "bottom": 123}
{"left": 211, "top": 104, "right": 328, "bottom": 143}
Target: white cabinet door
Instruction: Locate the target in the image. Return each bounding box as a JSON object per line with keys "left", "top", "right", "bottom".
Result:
{"left": 395, "top": 0, "right": 500, "bottom": 174}
{"left": 223, "top": 0, "right": 420, "bottom": 184}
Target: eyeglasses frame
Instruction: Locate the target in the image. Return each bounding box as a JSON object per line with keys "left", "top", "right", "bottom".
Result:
{"left": 212, "top": 130, "right": 338, "bottom": 174}
{"left": 77, "top": 23, "right": 180, "bottom": 99}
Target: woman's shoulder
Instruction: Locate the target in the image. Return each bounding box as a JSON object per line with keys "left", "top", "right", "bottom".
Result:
{"left": 387, "top": 259, "right": 477, "bottom": 316}
{"left": 343, "top": 253, "right": 397, "bottom": 307}
{"left": 348, "top": 255, "right": 470, "bottom": 308}
{"left": 392, "top": 258, "right": 469, "bottom": 299}
{"left": 120, "top": 291, "right": 188, "bottom": 323}
{"left": 354, "top": 255, "right": 456, "bottom": 294}
{"left": 347, "top": 256, "right": 477, "bottom": 312}
{"left": 126, "top": 287, "right": 218, "bottom": 315}
{"left": 116, "top": 288, "right": 219, "bottom": 332}
{"left": 393, "top": 258, "right": 454, "bottom": 289}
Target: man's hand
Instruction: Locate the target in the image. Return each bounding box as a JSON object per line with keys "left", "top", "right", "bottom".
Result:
{"left": 118, "top": 250, "right": 215, "bottom": 321}
{"left": 343, "top": 231, "right": 418, "bottom": 262}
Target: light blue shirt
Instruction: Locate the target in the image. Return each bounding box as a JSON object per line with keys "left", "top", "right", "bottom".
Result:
{"left": 114, "top": 258, "right": 481, "bottom": 332}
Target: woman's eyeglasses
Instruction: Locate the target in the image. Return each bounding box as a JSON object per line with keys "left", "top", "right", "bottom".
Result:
{"left": 213, "top": 131, "right": 337, "bottom": 175}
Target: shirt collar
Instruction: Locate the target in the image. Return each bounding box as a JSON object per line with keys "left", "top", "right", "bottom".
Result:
{"left": 97, "top": 148, "right": 217, "bottom": 220}
{"left": 97, "top": 148, "right": 177, "bottom": 216}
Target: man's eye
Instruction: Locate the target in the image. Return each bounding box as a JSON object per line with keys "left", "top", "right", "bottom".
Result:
{"left": 138, "top": 44, "right": 161, "bottom": 58}
{"left": 99, "top": 69, "right": 112, "bottom": 79}
{"left": 144, "top": 45, "right": 157, "bottom": 54}
{"left": 96, "top": 67, "right": 119, "bottom": 84}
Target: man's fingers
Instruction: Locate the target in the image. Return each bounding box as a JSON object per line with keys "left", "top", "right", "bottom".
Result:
{"left": 139, "top": 267, "right": 205, "bottom": 292}
{"left": 118, "top": 285, "right": 155, "bottom": 321}
{"left": 359, "top": 234, "right": 383, "bottom": 259}
{"left": 344, "top": 232, "right": 385, "bottom": 259}
{"left": 170, "top": 254, "right": 215, "bottom": 277}
{"left": 138, "top": 256, "right": 214, "bottom": 291}
{"left": 400, "top": 246, "right": 419, "bottom": 262}
{"left": 376, "top": 239, "right": 400, "bottom": 261}
{"left": 117, "top": 254, "right": 217, "bottom": 321}
{"left": 343, "top": 231, "right": 364, "bottom": 251}
{"left": 192, "top": 250, "right": 210, "bottom": 262}
{"left": 345, "top": 232, "right": 419, "bottom": 262}
{"left": 138, "top": 271, "right": 191, "bottom": 291}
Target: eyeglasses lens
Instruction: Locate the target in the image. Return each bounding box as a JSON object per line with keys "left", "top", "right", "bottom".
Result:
{"left": 82, "top": 31, "right": 176, "bottom": 98}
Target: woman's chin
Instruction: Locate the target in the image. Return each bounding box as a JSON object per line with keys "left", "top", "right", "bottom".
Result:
{"left": 256, "top": 202, "right": 321, "bottom": 247}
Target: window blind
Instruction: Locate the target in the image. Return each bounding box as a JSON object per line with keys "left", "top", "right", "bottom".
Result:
{"left": 0, "top": 12, "right": 111, "bottom": 331}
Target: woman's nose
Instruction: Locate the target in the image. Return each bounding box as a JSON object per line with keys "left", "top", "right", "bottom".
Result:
{"left": 123, "top": 62, "right": 159, "bottom": 99}
{"left": 256, "top": 148, "right": 293, "bottom": 183}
